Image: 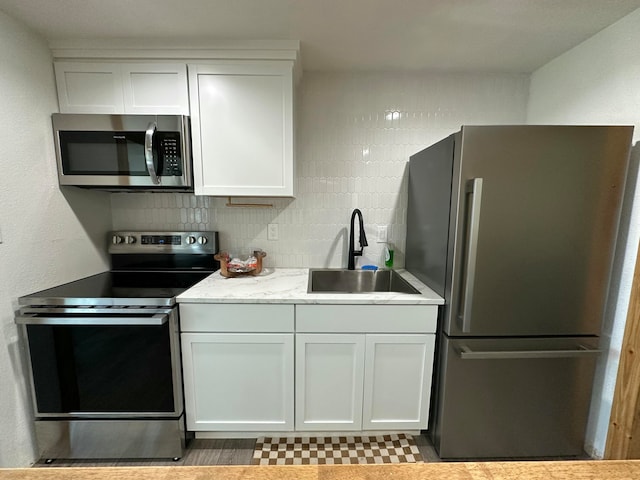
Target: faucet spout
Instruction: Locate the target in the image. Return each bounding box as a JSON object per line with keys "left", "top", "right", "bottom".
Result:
{"left": 348, "top": 208, "right": 368, "bottom": 270}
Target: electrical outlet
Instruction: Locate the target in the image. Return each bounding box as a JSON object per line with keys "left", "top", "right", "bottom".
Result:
{"left": 376, "top": 225, "right": 388, "bottom": 243}
{"left": 267, "top": 223, "right": 279, "bottom": 241}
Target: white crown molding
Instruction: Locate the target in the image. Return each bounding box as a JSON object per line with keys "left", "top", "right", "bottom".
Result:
{"left": 50, "top": 38, "right": 299, "bottom": 60}
{"left": 49, "top": 38, "right": 302, "bottom": 82}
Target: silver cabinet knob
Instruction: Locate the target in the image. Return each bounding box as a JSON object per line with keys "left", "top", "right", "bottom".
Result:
{"left": 112, "top": 235, "right": 124, "bottom": 244}
{"left": 197, "top": 236, "right": 208, "bottom": 245}
{"left": 186, "top": 236, "right": 197, "bottom": 245}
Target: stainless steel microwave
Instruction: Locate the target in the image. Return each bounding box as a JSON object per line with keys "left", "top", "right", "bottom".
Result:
{"left": 52, "top": 114, "right": 193, "bottom": 191}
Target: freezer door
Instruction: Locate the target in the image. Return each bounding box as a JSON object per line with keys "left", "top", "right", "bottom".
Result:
{"left": 446, "top": 125, "right": 632, "bottom": 336}
{"left": 432, "top": 336, "right": 600, "bottom": 459}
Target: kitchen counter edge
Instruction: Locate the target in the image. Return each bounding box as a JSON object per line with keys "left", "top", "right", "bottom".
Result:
{"left": 177, "top": 268, "right": 444, "bottom": 305}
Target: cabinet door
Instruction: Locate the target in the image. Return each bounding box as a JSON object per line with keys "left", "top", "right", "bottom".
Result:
{"left": 54, "top": 62, "right": 124, "bottom": 113}
{"left": 122, "top": 63, "right": 189, "bottom": 114}
{"left": 181, "top": 333, "right": 294, "bottom": 431}
{"left": 362, "top": 334, "right": 436, "bottom": 430}
{"left": 188, "top": 62, "right": 294, "bottom": 197}
{"left": 295, "top": 334, "right": 365, "bottom": 431}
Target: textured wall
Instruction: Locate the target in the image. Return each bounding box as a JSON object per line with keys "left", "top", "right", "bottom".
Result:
{"left": 112, "top": 72, "right": 529, "bottom": 267}
{"left": 527, "top": 9, "right": 640, "bottom": 459}
{"left": 0, "top": 12, "right": 112, "bottom": 467}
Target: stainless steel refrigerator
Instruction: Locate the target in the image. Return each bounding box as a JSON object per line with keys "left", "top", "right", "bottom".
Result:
{"left": 405, "top": 125, "right": 633, "bottom": 459}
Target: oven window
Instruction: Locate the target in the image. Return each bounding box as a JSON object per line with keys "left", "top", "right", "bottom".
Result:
{"left": 26, "top": 323, "right": 175, "bottom": 414}
{"left": 59, "top": 131, "right": 148, "bottom": 176}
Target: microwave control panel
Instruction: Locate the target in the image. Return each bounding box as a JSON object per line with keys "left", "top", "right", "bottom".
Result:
{"left": 159, "top": 134, "right": 182, "bottom": 176}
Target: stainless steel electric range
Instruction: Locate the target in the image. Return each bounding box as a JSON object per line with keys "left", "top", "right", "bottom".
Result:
{"left": 16, "top": 231, "right": 219, "bottom": 461}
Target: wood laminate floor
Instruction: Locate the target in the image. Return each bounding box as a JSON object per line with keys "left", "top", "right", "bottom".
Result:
{"left": 9, "top": 461, "right": 640, "bottom": 480}
{"left": 32, "top": 435, "right": 442, "bottom": 467}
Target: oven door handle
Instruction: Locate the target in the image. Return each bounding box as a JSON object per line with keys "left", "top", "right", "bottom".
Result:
{"left": 15, "top": 312, "right": 169, "bottom": 326}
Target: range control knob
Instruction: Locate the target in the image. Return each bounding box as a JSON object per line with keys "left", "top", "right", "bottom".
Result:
{"left": 112, "top": 235, "right": 124, "bottom": 245}
{"left": 125, "top": 236, "right": 136, "bottom": 244}
{"left": 197, "top": 236, "right": 208, "bottom": 245}
{"left": 185, "top": 236, "right": 197, "bottom": 245}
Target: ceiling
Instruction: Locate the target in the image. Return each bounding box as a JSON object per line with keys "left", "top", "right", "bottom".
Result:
{"left": 1, "top": 0, "right": 640, "bottom": 73}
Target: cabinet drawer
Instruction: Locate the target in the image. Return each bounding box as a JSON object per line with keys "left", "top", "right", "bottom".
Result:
{"left": 295, "top": 305, "right": 437, "bottom": 333}
{"left": 180, "top": 304, "right": 294, "bottom": 332}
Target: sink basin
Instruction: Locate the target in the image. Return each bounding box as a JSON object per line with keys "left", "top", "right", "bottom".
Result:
{"left": 308, "top": 269, "right": 421, "bottom": 294}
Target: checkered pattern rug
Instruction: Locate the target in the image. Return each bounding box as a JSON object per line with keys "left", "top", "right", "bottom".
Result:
{"left": 252, "top": 433, "right": 424, "bottom": 465}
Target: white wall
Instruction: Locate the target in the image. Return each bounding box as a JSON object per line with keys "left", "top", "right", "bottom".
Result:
{"left": 0, "top": 12, "right": 112, "bottom": 467}
{"left": 527, "top": 8, "right": 640, "bottom": 458}
{"left": 112, "top": 72, "right": 530, "bottom": 267}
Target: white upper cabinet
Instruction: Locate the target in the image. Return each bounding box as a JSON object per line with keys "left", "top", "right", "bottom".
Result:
{"left": 54, "top": 62, "right": 123, "bottom": 113}
{"left": 188, "top": 62, "right": 295, "bottom": 197}
{"left": 54, "top": 62, "right": 189, "bottom": 114}
{"left": 121, "top": 63, "right": 189, "bottom": 114}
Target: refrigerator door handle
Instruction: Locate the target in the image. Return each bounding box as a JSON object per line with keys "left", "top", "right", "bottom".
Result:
{"left": 457, "top": 344, "right": 602, "bottom": 360}
{"left": 458, "top": 177, "right": 483, "bottom": 333}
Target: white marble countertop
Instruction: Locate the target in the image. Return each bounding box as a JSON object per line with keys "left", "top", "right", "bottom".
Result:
{"left": 177, "top": 268, "right": 444, "bottom": 305}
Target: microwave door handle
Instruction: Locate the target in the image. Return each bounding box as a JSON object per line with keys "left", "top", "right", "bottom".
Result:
{"left": 144, "top": 121, "right": 161, "bottom": 185}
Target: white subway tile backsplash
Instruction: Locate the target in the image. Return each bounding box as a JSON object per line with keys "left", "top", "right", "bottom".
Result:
{"left": 111, "top": 72, "right": 528, "bottom": 268}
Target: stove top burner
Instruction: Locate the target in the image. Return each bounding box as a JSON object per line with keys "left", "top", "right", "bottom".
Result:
{"left": 19, "top": 270, "right": 214, "bottom": 307}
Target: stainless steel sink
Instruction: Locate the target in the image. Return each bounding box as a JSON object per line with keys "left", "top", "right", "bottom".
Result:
{"left": 308, "top": 269, "right": 421, "bottom": 294}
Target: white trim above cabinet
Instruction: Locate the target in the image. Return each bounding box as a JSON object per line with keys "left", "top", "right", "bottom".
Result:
{"left": 54, "top": 61, "right": 189, "bottom": 114}
{"left": 188, "top": 62, "right": 295, "bottom": 197}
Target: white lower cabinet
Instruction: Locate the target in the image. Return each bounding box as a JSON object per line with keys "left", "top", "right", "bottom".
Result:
{"left": 180, "top": 303, "right": 437, "bottom": 434}
{"left": 180, "top": 304, "right": 295, "bottom": 431}
{"left": 295, "top": 334, "right": 365, "bottom": 431}
{"left": 295, "top": 305, "right": 438, "bottom": 432}
{"left": 362, "top": 334, "right": 436, "bottom": 430}
{"left": 296, "top": 333, "right": 435, "bottom": 431}
{"left": 181, "top": 333, "right": 294, "bottom": 431}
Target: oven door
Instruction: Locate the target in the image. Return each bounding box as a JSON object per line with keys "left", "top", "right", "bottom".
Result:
{"left": 16, "top": 307, "right": 183, "bottom": 419}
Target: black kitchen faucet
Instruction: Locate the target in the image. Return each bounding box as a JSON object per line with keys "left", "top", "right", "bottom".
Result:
{"left": 348, "top": 208, "right": 368, "bottom": 270}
